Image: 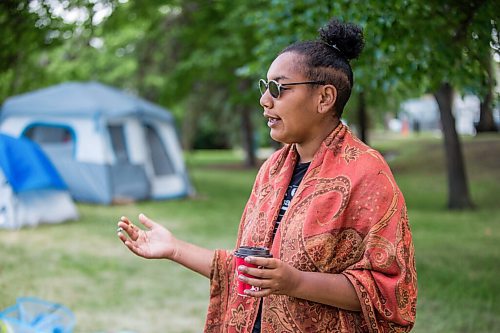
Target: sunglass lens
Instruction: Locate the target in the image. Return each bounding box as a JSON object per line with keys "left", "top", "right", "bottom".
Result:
{"left": 268, "top": 81, "right": 280, "bottom": 98}
{"left": 259, "top": 80, "right": 267, "bottom": 96}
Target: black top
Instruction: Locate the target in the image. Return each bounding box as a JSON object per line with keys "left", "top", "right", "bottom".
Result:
{"left": 273, "top": 161, "right": 310, "bottom": 237}
{"left": 252, "top": 161, "right": 310, "bottom": 333}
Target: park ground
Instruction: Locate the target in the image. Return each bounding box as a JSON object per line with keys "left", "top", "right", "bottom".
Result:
{"left": 0, "top": 132, "right": 499, "bottom": 333}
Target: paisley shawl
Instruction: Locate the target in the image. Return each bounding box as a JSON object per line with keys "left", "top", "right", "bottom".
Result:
{"left": 204, "top": 123, "right": 417, "bottom": 333}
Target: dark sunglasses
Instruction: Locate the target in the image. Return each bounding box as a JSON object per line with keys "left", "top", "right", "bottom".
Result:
{"left": 259, "top": 79, "right": 325, "bottom": 99}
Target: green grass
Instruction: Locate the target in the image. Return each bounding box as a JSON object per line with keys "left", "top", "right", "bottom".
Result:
{"left": 1, "top": 134, "right": 499, "bottom": 332}
{"left": 373, "top": 133, "right": 500, "bottom": 333}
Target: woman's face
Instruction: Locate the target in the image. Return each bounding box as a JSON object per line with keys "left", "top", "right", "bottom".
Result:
{"left": 260, "top": 52, "right": 326, "bottom": 145}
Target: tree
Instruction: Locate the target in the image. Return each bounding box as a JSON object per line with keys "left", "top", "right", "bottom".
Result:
{"left": 0, "top": 0, "right": 69, "bottom": 102}
{"left": 154, "top": 1, "right": 264, "bottom": 166}
{"left": 402, "top": 0, "right": 498, "bottom": 209}
{"left": 246, "top": 1, "right": 417, "bottom": 144}
{"left": 474, "top": 10, "right": 499, "bottom": 133}
{"left": 12, "top": 0, "right": 263, "bottom": 166}
{"left": 247, "top": 0, "right": 499, "bottom": 209}
{"left": 476, "top": 50, "right": 498, "bottom": 133}
{"left": 3, "top": 0, "right": 497, "bottom": 183}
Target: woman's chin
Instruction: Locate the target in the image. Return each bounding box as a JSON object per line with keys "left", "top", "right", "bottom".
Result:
{"left": 270, "top": 132, "right": 292, "bottom": 145}
{"left": 269, "top": 130, "right": 282, "bottom": 143}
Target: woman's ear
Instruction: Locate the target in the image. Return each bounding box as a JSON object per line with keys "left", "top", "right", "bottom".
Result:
{"left": 318, "top": 85, "right": 337, "bottom": 114}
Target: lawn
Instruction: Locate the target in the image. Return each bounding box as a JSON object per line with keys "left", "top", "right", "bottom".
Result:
{"left": 1, "top": 133, "right": 499, "bottom": 333}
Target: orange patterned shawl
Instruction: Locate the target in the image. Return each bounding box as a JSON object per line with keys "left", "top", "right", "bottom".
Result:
{"left": 204, "top": 124, "right": 417, "bottom": 333}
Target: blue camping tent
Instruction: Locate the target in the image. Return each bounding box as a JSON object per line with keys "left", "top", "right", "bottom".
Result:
{"left": 0, "top": 82, "right": 192, "bottom": 204}
{"left": 0, "top": 134, "right": 66, "bottom": 192}
{"left": 0, "top": 134, "right": 78, "bottom": 229}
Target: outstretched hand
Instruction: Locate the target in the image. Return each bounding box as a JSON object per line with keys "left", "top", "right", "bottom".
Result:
{"left": 237, "top": 256, "right": 302, "bottom": 298}
{"left": 117, "top": 214, "right": 177, "bottom": 260}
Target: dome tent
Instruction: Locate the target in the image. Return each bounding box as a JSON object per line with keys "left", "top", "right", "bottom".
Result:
{"left": 0, "top": 82, "right": 192, "bottom": 204}
{"left": 0, "top": 134, "right": 78, "bottom": 229}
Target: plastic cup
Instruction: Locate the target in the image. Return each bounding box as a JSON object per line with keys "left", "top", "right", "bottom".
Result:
{"left": 234, "top": 246, "right": 272, "bottom": 297}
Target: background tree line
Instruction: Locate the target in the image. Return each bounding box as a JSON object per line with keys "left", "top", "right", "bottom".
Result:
{"left": 1, "top": 0, "right": 499, "bottom": 209}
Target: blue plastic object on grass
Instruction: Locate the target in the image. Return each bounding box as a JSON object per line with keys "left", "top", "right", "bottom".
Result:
{"left": 0, "top": 297, "right": 75, "bottom": 333}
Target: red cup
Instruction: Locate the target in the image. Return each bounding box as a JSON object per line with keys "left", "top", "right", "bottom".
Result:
{"left": 234, "top": 246, "right": 272, "bottom": 297}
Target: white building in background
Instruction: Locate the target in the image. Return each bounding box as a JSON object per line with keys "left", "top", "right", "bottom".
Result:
{"left": 454, "top": 95, "right": 481, "bottom": 135}
{"left": 397, "top": 94, "right": 498, "bottom": 135}
{"left": 399, "top": 95, "right": 441, "bottom": 133}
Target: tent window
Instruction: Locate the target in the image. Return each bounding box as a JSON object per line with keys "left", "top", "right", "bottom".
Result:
{"left": 108, "top": 125, "right": 129, "bottom": 163}
{"left": 23, "top": 125, "right": 75, "bottom": 158}
{"left": 25, "top": 125, "right": 73, "bottom": 144}
{"left": 145, "top": 124, "right": 175, "bottom": 176}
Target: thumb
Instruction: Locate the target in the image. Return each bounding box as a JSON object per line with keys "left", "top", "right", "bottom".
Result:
{"left": 139, "top": 213, "right": 156, "bottom": 229}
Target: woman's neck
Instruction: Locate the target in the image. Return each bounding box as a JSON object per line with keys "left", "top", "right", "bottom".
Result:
{"left": 296, "top": 119, "right": 340, "bottom": 163}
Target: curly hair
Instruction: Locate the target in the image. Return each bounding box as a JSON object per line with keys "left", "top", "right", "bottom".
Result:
{"left": 280, "top": 19, "right": 364, "bottom": 117}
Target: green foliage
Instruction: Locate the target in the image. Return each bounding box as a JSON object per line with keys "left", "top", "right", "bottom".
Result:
{"left": 246, "top": 0, "right": 499, "bottom": 119}
{"left": 0, "top": 0, "right": 67, "bottom": 102}
{"left": 0, "top": 0, "right": 497, "bottom": 146}
{"left": 383, "top": 1, "right": 498, "bottom": 98}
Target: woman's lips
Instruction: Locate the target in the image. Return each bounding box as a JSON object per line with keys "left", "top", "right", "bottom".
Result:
{"left": 266, "top": 116, "right": 281, "bottom": 128}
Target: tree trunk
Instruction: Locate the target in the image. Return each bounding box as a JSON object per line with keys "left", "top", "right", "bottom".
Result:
{"left": 181, "top": 85, "right": 203, "bottom": 151}
{"left": 239, "top": 80, "right": 257, "bottom": 167}
{"left": 240, "top": 104, "right": 257, "bottom": 167}
{"left": 433, "top": 82, "right": 474, "bottom": 209}
{"left": 476, "top": 52, "right": 498, "bottom": 133}
{"left": 357, "top": 91, "right": 368, "bottom": 144}
{"left": 181, "top": 103, "right": 199, "bottom": 151}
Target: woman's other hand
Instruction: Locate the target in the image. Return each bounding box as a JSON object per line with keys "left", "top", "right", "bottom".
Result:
{"left": 117, "top": 214, "right": 177, "bottom": 260}
{"left": 237, "top": 256, "right": 302, "bottom": 298}
{"left": 237, "top": 256, "right": 361, "bottom": 311}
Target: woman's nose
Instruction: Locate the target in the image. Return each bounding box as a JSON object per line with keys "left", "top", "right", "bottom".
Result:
{"left": 260, "top": 90, "right": 273, "bottom": 109}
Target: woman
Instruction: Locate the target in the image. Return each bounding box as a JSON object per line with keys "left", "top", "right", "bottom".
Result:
{"left": 117, "top": 18, "right": 417, "bottom": 333}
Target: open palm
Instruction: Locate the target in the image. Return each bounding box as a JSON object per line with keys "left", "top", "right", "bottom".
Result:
{"left": 117, "top": 214, "right": 176, "bottom": 259}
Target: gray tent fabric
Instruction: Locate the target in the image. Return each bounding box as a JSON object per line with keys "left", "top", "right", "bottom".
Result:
{"left": 1, "top": 81, "right": 173, "bottom": 122}
{"left": 0, "top": 81, "right": 192, "bottom": 204}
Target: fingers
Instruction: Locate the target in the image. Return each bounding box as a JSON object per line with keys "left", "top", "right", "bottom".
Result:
{"left": 138, "top": 213, "right": 155, "bottom": 229}
{"left": 122, "top": 239, "right": 144, "bottom": 257}
{"left": 120, "top": 215, "right": 131, "bottom": 225}
{"left": 237, "top": 257, "right": 279, "bottom": 281}
{"left": 244, "top": 287, "right": 272, "bottom": 298}
{"left": 117, "top": 230, "right": 128, "bottom": 243}
{"left": 240, "top": 265, "right": 270, "bottom": 279}
{"left": 245, "top": 256, "right": 276, "bottom": 269}
{"left": 117, "top": 216, "right": 140, "bottom": 241}
{"left": 117, "top": 227, "right": 144, "bottom": 255}
{"left": 237, "top": 258, "right": 293, "bottom": 297}
{"left": 238, "top": 273, "right": 273, "bottom": 298}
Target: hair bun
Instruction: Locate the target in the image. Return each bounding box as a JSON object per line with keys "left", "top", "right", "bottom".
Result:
{"left": 318, "top": 19, "right": 364, "bottom": 60}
